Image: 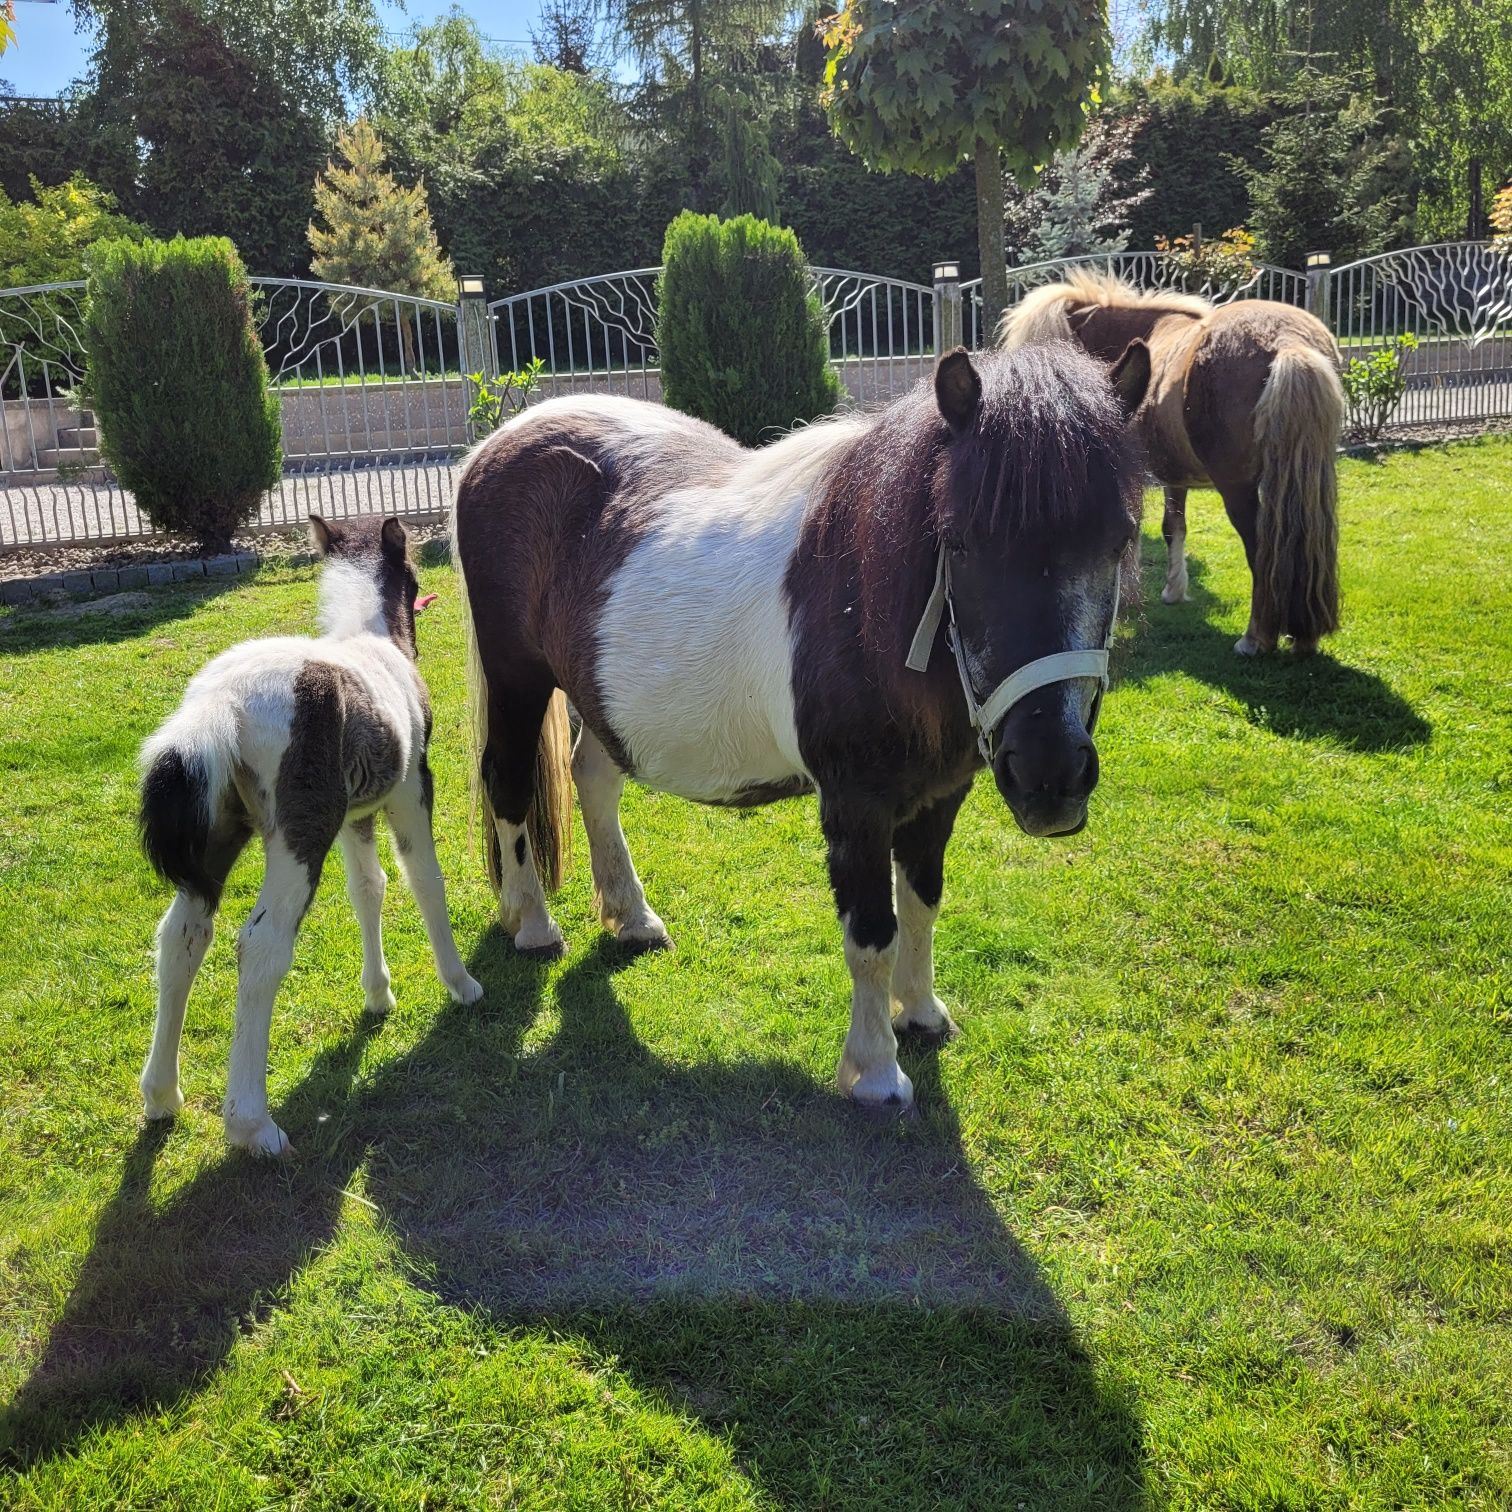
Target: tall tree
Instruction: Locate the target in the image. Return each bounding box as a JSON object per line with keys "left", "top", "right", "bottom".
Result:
{"left": 308, "top": 118, "right": 454, "bottom": 368}
{"left": 821, "top": 0, "right": 1109, "bottom": 330}
{"left": 531, "top": 0, "right": 605, "bottom": 74}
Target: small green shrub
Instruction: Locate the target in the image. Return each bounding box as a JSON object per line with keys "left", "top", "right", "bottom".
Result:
{"left": 84, "top": 235, "right": 282, "bottom": 549}
{"left": 1342, "top": 332, "right": 1417, "bottom": 440}
{"left": 466, "top": 357, "right": 545, "bottom": 439}
{"left": 657, "top": 211, "right": 840, "bottom": 446}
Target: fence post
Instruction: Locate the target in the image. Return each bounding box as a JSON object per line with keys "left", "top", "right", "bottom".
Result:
{"left": 457, "top": 274, "right": 492, "bottom": 437}
{"left": 1305, "top": 251, "right": 1332, "bottom": 325}
{"left": 933, "top": 259, "right": 962, "bottom": 353}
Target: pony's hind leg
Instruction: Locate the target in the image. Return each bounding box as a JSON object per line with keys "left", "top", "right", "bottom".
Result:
{"left": 339, "top": 816, "right": 396, "bottom": 1017}
{"left": 225, "top": 834, "right": 328, "bottom": 1157}
{"left": 385, "top": 766, "right": 484, "bottom": 1005}
{"left": 822, "top": 795, "right": 911, "bottom": 1108}
{"left": 890, "top": 784, "right": 969, "bottom": 1042}
{"left": 1161, "top": 486, "right": 1190, "bottom": 604}
{"left": 573, "top": 726, "right": 670, "bottom": 950}
{"left": 483, "top": 684, "right": 565, "bottom": 957}
{"left": 141, "top": 822, "right": 250, "bottom": 1120}
{"left": 1220, "top": 482, "right": 1277, "bottom": 655}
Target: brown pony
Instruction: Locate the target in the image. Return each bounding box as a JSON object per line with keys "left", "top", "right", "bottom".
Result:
{"left": 1000, "top": 270, "right": 1344, "bottom": 655}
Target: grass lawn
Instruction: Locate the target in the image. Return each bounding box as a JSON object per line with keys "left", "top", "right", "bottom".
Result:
{"left": 0, "top": 439, "right": 1508, "bottom": 1509}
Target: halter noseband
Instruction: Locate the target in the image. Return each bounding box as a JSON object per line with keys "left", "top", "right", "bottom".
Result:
{"left": 904, "top": 543, "right": 1113, "bottom": 765}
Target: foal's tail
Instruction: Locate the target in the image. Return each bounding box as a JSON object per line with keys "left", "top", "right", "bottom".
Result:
{"left": 138, "top": 702, "right": 238, "bottom": 904}
{"left": 451, "top": 491, "right": 573, "bottom": 898}
{"left": 1252, "top": 344, "right": 1344, "bottom": 644}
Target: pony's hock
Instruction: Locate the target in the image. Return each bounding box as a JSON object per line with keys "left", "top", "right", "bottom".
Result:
{"left": 453, "top": 345, "right": 1150, "bottom": 1110}
{"left": 137, "top": 514, "right": 482, "bottom": 1156}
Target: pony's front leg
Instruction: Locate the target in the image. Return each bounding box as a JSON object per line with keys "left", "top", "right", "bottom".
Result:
{"left": 573, "top": 726, "right": 670, "bottom": 950}
{"left": 339, "top": 816, "right": 396, "bottom": 1016}
{"left": 224, "top": 836, "right": 320, "bottom": 1157}
{"left": 890, "top": 784, "right": 970, "bottom": 1041}
{"left": 385, "top": 769, "right": 484, "bottom": 1005}
{"left": 822, "top": 797, "right": 911, "bottom": 1108}
{"left": 1161, "top": 486, "right": 1190, "bottom": 604}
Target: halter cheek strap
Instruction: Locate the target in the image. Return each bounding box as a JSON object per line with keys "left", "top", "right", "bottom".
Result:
{"left": 905, "top": 543, "right": 1113, "bottom": 765}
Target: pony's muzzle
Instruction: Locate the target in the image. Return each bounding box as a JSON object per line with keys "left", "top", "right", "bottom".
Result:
{"left": 992, "top": 692, "right": 1100, "bottom": 838}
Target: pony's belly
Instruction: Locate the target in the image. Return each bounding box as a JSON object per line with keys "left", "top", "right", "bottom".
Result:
{"left": 594, "top": 504, "right": 809, "bottom": 804}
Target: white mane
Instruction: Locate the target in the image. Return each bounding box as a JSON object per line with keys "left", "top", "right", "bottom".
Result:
{"left": 999, "top": 269, "right": 1213, "bottom": 348}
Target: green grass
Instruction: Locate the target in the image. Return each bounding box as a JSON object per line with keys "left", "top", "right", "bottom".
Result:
{"left": 1, "top": 439, "right": 1509, "bottom": 1509}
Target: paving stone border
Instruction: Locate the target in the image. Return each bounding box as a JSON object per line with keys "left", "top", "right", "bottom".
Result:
{"left": 0, "top": 549, "right": 263, "bottom": 606}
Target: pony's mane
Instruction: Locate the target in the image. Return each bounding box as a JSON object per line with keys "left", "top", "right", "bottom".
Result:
{"left": 999, "top": 268, "right": 1212, "bottom": 348}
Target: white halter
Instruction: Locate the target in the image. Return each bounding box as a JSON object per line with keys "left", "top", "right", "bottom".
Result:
{"left": 904, "top": 543, "right": 1114, "bottom": 765}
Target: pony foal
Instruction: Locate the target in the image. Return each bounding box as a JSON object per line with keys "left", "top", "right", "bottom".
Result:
{"left": 138, "top": 515, "right": 482, "bottom": 1156}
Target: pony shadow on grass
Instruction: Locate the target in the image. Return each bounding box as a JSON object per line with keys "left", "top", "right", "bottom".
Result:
{"left": 1120, "top": 546, "right": 1430, "bottom": 753}
{"left": 4, "top": 929, "right": 1146, "bottom": 1507}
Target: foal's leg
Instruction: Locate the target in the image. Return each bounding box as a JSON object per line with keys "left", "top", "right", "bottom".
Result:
{"left": 890, "top": 784, "right": 970, "bottom": 1041}
{"left": 822, "top": 796, "right": 910, "bottom": 1107}
{"left": 482, "top": 685, "right": 564, "bottom": 956}
{"left": 1161, "top": 486, "right": 1190, "bottom": 604}
{"left": 141, "top": 824, "right": 250, "bottom": 1119}
{"left": 338, "top": 816, "right": 396, "bottom": 1017}
{"left": 224, "top": 835, "right": 327, "bottom": 1157}
{"left": 573, "top": 725, "right": 670, "bottom": 949}
{"left": 1220, "top": 482, "right": 1276, "bottom": 655}
{"left": 385, "top": 765, "right": 484, "bottom": 1005}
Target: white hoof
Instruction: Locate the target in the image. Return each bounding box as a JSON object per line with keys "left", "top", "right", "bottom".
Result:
{"left": 447, "top": 971, "right": 484, "bottom": 1005}
{"left": 364, "top": 986, "right": 397, "bottom": 1017}
{"left": 1161, "top": 584, "right": 1189, "bottom": 605}
{"left": 614, "top": 909, "right": 672, "bottom": 951}
{"left": 225, "top": 1114, "right": 294, "bottom": 1158}
{"left": 837, "top": 1054, "right": 914, "bottom": 1107}
{"left": 892, "top": 996, "right": 958, "bottom": 1038}
{"left": 513, "top": 914, "right": 565, "bottom": 957}
{"left": 141, "top": 1081, "right": 184, "bottom": 1120}
{"left": 1234, "top": 634, "right": 1271, "bottom": 656}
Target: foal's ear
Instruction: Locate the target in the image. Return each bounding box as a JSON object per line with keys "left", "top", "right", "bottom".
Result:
{"left": 1109, "top": 339, "right": 1152, "bottom": 420}
{"left": 380, "top": 516, "right": 408, "bottom": 564}
{"left": 935, "top": 348, "right": 982, "bottom": 434}
{"left": 308, "top": 514, "right": 338, "bottom": 557}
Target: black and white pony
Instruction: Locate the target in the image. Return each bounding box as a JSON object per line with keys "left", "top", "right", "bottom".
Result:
{"left": 138, "top": 516, "right": 481, "bottom": 1156}
{"left": 452, "top": 343, "right": 1150, "bottom": 1109}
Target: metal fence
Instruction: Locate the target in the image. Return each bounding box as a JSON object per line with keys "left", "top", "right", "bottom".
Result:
{"left": 1, "top": 278, "right": 469, "bottom": 550}
{"left": 5, "top": 242, "right": 1512, "bottom": 554}
{"left": 960, "top": 249, "right": 1307, "bottom": 349}
{"left": 487, "top": 265, "right": 938, "bottom": 410}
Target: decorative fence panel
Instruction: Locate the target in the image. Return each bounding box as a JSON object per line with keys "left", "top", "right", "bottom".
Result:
{"left": 960, "top": 250, "right": 1307, "bottom": 349}
{"left": 486, "top": 266, "right": 938, "bottom": 410}
{"left": 1327, "top": 243, "right": 1512, "bottom": 428}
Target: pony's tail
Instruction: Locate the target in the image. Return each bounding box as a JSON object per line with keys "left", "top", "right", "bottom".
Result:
{"left": 138, "top": 709, "right": 237, "bottom": 904}
{"left": 452, "top": 486, "right": 573, "bottom": 900}
{"left": 1252, "top": 344, "right": 1344, "bottom": 644}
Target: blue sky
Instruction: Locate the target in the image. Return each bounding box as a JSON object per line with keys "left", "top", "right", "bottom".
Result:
{"left": 3, "top": 0, "right": 545, "bottom": 98}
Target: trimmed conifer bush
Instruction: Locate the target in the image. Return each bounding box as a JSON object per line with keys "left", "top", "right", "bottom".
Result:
{"left": 657, "top": 211, "right": 840, "bottom": 446}
{"left": 84, "top": 235, "right": 281, "bottom": 550}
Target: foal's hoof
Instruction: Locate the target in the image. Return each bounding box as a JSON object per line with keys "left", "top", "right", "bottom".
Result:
{"left": 447, "top": 972, "right": 485, "bottom": 1005}
{"left": 140, "top": 1082, "right": 184, "bottom": 1120}
{"left": 838, "top": 1056, "right": 915, "bottom": 1109}
{"left": 225, "top": 1115, "right": 295, "bottom": 1159}
{"left": 1161, "top": 585, "right": 1190, "bottom": 605}
{"left": 363, "top": 988, "right": 398, "bottom": 1018}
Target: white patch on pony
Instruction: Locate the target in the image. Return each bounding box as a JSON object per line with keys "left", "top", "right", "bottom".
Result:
{"left": 596, "top": 417, "right": 865, "bottom": 803}
{"left": 890, "top": 866, "right": 956, "bottom": 1036}
{"left": 1162, "top": 527, "right": 1190, "bottom": 604}
{"left": 837, "top": 926, "right": 912, "bottom": 1106}
{"left": 318, "top": 558, "right": 388, "bottom": 640}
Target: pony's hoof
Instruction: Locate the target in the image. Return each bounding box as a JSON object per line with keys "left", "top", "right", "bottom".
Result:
{"left": 141, "top": 1082, "right": 184, "bottom": 1120}
{"left": 1161, "top": 585, "right": 1189, "bottom": 605}
{"left": 363, "top": 987, "right": 397, "bottom": 1017}
{"left": 225, "top": 1115, "right": 294, "bottom": 1159}
{"left": 614, "top": 915, "right": 673, "bottom": 954}
{"left": 447, "top": 972, "right": 485, "bottom": 1005}
{"left": 1233, "top": 634, "right": 1272, "bottom": 656}
{"left": 838, "top": 1055, "right": 915, "bottom": 1108}
{"left": 513, "top": 915, "right": 565, "bottom": 958}
{"left": 892, "top": 997, "right": 959, "bottom": 1045}
{"left": 1292, "top": 638, "right": 1319, "bottom": 657}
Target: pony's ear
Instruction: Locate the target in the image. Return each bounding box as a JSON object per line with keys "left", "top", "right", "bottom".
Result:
{"left": 309, "top": 514, "right": 338, "bottom": 557}
{"left": 1109, "top": 339, "right": 1152, "bottom": 420}
{"left": 380, "top": 516, "right": 408, "bottom": 564}
{"left": 934, "top": 348, "right": 981, "bottom": 434}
